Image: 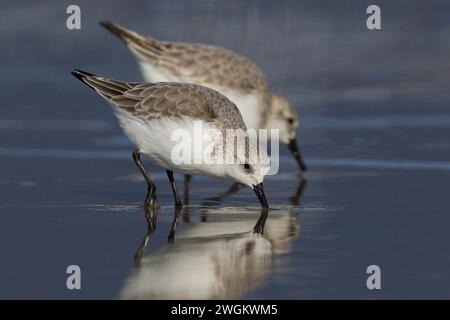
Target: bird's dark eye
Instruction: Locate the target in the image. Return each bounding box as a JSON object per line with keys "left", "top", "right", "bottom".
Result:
{"left": 243, "top": 163, "right": 251, "bottom": 170}
{"left": 287, "top": 118, "right": 294, "bottom": 124}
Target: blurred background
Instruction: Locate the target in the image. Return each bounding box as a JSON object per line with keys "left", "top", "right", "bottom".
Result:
{"left": 0, "top": 0, "right": 449, "bottom": 299}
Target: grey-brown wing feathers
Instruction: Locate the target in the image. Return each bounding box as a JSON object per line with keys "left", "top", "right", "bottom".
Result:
{"left": 99, "top": 21, "right": 269, "bottom": 94}
{"left": 71, "top": 70, "right": 247, "bottom": 130}
{"left": 100, "top": 21, "right": 170, "bottom": 63}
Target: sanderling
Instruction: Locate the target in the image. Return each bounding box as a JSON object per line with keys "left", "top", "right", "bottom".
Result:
{"left": 100, "top": 21, "right": 307, "bottom": 172}
{"left": 71, "top": 69, "right": 271, "bottom": 208}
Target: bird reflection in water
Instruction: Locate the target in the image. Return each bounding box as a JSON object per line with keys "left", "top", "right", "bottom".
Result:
{"left": 120, "top": 178, "right": 306, "bottom": 300}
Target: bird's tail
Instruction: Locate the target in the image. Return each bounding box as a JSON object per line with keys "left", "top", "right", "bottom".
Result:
{"left": 71, "top": 69, "right": 136, "bottom": 100}
{"left": 99, "top": 21, "right": 166, "bottom": 61}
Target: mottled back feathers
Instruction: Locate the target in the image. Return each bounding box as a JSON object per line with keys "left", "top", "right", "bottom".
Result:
{"left": 71, "top": 70, "right": 247, "bottom": 131}
{"left": 100, "top": 21, "right": 269, "bottom": 94}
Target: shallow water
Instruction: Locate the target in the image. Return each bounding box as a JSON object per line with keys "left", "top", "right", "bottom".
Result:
{"left": 1, "top": 0, "right": 450, "bottom": 299}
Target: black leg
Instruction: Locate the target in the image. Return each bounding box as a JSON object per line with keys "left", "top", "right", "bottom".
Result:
{"left": 132, "top": 150, "right": 157, "bottom": 208}
{"left": 166, "top": 170, "right": 183, "bottom": 208}
{"left": 168, "top": 206, "right": 182, "bottom": 243}
{"left": 201, "top": 182, "right": 244, "bottom": 206}
{"left": 221, "top": 182, "right": 243, "bottom": 197}
{"left": 182, "top": 205, "right": 191, "bottom": 223}
{"left": 183, "top": 175, "right": 191, "bottom": 222}
{"left": 183, "top": 175, "right": 191, "bottom": 205}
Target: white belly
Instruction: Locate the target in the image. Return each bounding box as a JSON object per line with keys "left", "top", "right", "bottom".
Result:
{"left": 114, "top": 109, "right": 227, "bottom": 178}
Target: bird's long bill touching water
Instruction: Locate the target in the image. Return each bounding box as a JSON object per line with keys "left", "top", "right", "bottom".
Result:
{"left": 71, "top": 70, "right": 271, "bottom": 208}
{"left": 253, "top": 183, "right": 269, "bottom": 209}
{"left": 99, "top": 21, "right": 307, "bottom": 172}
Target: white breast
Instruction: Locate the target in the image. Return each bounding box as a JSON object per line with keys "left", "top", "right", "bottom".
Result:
{"left": 220, "top": 89, "right": 266, "bottom": 129}
{"left": 114, "top": 109, "right": 227, "bottom": 178}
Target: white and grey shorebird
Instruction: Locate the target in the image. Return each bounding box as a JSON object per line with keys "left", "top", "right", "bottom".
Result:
{"left": 100, "top": 21, "right": 307, "bottom": 172}
{"left": 71, "top": 70, "right": 271, "bottom": 208}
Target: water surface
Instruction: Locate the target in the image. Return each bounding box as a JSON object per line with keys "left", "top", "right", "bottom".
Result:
{"left": 1, "top": 0, "right": 450, "bottom": 299}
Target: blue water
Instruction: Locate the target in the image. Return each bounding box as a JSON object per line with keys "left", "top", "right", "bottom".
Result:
{"left": 1, "top": 0, "right": 450, "bottom": 299}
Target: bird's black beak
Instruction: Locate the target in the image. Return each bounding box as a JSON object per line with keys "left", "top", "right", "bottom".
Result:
{"left": 253, "top": 183, "right": 269, "bottom": 209}
{"left": 287, "top": 138, "right": 308, "bottom": 172}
